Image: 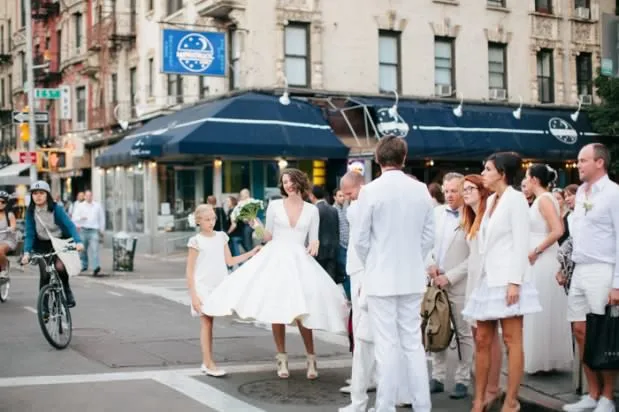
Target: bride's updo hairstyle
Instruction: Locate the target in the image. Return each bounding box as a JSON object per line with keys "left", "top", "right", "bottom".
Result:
{"left": 528, "top": 163, "right": 558, "bottom": 189}
{"left": 279, "top": 168, "right": 311, "bottom": 197}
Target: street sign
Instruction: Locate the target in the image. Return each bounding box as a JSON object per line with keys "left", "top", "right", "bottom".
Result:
{"left": 18, "top": 152, "right": 37, "bottom": 164}
{"left": 34, "top": 88, "right": 62, "bottom": 100}
{"left": 12, "top": 111, "right": 49, "bottom": 124}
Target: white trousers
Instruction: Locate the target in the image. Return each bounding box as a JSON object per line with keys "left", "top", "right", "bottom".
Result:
{"left": 431, "top": 293, "right": 474, "bottom": 386}
{"left": 367, "top": 294, "right": 431, "bottom": 412}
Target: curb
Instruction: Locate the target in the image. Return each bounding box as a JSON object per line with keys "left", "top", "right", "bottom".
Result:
{"left": 518, "top": 385, "right": 566, "bottom": 411}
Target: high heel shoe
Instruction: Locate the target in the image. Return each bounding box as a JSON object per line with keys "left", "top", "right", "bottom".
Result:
{"left": 275, "top": 353, "right": 289, "bottom": 378}
{"left": 306, "top": 354, "right": 318, "bottom": 380}
{"left": 484, "top": 391, "right": 504, "bottom": 411}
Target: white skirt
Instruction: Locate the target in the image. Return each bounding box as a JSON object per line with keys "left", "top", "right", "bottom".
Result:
{"left": 462, "top": 275, "right": 542, "bottom": 321}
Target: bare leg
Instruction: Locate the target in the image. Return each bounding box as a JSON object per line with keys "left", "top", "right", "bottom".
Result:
{"left": 296, "top": 320, "right": 315, "bottom": 354}
{"left": 0, "top": 244, "right": 9, "bottom": 269}
{"left": 572, "top": 321, "right": 601, "bottom": 399}
{"left": 272, "top": 324, "right": 286, "bottom": 353}
{"left": 472, "top": 320, "right": 497, "bottom": 411}
{"left": 200, "top": 315, "right": 217, "bottom": 369}
{"left": 488, "top": 327, "right": 503, "bottom": 397}
{"left": 500, "top": 316, "right": 524, "bottom": 411}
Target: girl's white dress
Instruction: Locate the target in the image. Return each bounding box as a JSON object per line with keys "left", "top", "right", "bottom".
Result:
{"left": 523, "top": 193, "right": 573, "bottom": 373}
{"left": 188, "top": 231, "right": 230, "bottom": 317}
{"left": 203, "top": 199, "right": 348, "bottom": 334}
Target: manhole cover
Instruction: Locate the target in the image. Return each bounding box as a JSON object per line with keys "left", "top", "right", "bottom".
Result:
{"left": 238, "top": 376, "right": 344, "bottom": 405}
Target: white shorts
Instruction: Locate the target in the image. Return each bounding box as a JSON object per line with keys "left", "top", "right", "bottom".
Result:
{"left": 567, "top": 263, "right": 614, "bottom": 322}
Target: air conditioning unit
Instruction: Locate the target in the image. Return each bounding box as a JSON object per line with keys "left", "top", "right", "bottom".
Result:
{"left": 579, "top": 94, "right": 593, "bottom": 105}
{"left": 489, "top": 88, "right": 507, "bottom": 101}
{"left": 575, "top": 7, "right": 590, "bottom": 19}
{"left": 435, "top": 84, "right": 453, "bottom": 97}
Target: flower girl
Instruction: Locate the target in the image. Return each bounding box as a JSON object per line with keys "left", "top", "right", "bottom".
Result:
{"left": 186, "top": 204, "right": 261, "bottom": 376}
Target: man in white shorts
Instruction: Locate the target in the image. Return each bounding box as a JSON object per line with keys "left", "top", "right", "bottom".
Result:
{"left": 562, "top": 143, "right": 619, "bottom": 412}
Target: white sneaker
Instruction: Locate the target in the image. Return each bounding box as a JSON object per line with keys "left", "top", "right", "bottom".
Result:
{"left": 563, "top": 394, "right": 598, "bottom": 411}
{"left": 200, "top": 364, "right": 226, "bottom": 377}
{"left": 593, "top": 397, "right": 616, "bottom": 412}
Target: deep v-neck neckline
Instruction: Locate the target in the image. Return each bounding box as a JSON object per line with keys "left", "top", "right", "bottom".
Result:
{"left": 282, "top": 199, "right": 305, "bottom": 229}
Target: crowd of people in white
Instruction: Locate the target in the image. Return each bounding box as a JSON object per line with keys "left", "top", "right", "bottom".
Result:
{"left": 185, "top": 135, "right": 619, "bottom": 412}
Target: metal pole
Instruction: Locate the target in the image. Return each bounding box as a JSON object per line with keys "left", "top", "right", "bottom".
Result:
{"left": 24, "top": 0, "right": 38, "bottom": 185}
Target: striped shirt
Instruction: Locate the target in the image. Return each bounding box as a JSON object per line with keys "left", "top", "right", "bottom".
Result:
{"left": 334, "top": 203, "right": 349, "bottom": 248}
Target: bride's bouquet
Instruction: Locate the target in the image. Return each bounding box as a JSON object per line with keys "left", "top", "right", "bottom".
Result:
{"left": 231, "top": 199, "right": 265, "bottom": 239}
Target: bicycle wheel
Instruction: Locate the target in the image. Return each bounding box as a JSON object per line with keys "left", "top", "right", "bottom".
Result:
{"left": 0, "top": 260, "right": 10, "bottom": 302}
{"left": 37, "top": 284, "right": 72, "bottom": 349}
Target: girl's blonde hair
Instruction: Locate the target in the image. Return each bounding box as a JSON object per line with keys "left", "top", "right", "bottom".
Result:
{"left": 194, "top": 204, "right": 215, "bottom": 225}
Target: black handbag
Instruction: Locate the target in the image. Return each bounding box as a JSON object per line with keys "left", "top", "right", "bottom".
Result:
{"left": 583, "top": 305, "right": 619, "bottom": 370}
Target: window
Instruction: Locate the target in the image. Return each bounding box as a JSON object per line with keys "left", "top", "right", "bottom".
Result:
{"left": 148, "top": 58, "right": 154, "bottom": 97}
{"left": 57, "top": 29, "right": 62, "bottom": 66}
{"left": 378, "top": 31, "right": 401, "bottom": 93}
{"left": 575, "top": 0, "right": 589, "bottom": 8}
{"left": 487, "top": 0, "right": 505, "bottom": 6}
{"left": 167, "top": 74, "right": 183, "bottom": 104}
{"left": 222, "top": 161, "right": 250, "bottom": 194}
{"left": 74, "top": 13, "right": 83, "bottom": 51}
{"left": 166, "top": 0, "right": 182, "bottom": 15}
{"left": 284, "top": 23, "right": 309, "bottom": 87}
{"left": 576, "top": 52, "right": 593, "bottom": 96}
{"left": 7, "top": 20, "right": 11, "bottom": 52}
{"left": 7, "top": 75, "right": 11, "bottom": 97}
{"left": 129, "top": 67, "right": 136, "bottom": 107}
{"left": 20, "top": 0, "right": 25, "bottom": 28}
{"left": 0, "top": 79, "right": 4, "bottom": 107}
{"left": 535, "top": 0, "right": 552, "bottom": 13}
{"left": 199, "top": 77, "right": 209, "bottom": 99}
{"left": 148, "top": 0, "right": 153, "bottom": 11}
{"left": 229, "top": 29, "right": 240, "bottom": 90}
{"left": 19, "top": 52, "right": 26, "bottom": 84}
{"left": 536, "top": 49, "right": 554, "bottom": 103}
{"left": 434, "top": 37, "right": 455, "bottom": 91}
{"left": 76, "top": 86, "right": 86, "bottom": 123}
{"left": 125, "top": 167, "right": 144, "bottom": 232}
{"left": 488, "top": 43, "right": 507, "bottom": 91}
{"left": 0, "top": 26, "right": 4, "bottom": 54}
{"left": 129, "top": 0, "right": 136, "bottom": 32}
{"left": 111, "top": 73, "right": 118, "bottom": 103}
{"left": 104, "top": 170, "right": 116, "bottom": 231}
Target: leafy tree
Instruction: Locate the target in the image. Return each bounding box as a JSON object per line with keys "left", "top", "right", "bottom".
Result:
{"left": 588, "top": 71, "right": 619, "bottom": 173}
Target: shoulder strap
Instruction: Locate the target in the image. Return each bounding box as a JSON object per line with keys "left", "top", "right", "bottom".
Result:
{"left": 443, "top": 289, "right": 463, "bottom": 361}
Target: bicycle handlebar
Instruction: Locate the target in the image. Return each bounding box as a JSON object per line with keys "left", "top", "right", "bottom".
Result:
{"left": 25, "top": 246, "right": 78, "bottom": 265}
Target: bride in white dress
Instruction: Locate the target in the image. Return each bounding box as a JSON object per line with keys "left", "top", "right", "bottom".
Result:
{"left": 523, "top": 164, "right": 573, "bottom": 374}
{"left": 203, "top": 168, "right": 348, "bottom": 379}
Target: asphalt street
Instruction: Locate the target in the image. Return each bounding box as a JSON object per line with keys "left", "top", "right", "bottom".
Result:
{"left": 0, "top": 254, "right": 551, "bottom": 411}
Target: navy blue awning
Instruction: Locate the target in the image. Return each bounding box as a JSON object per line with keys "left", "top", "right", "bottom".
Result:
{"left": 95, "top": 131, "right": 170, "bottom": 167}
{"left": 96, "top": 92, "right": 348, "bottom": 167}
{"left": 350, "top": 97, "right": 597, "bottom": 159}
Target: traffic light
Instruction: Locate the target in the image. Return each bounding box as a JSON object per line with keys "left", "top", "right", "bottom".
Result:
{"left": 19, "top": 122, "right": 30, "bottom": 143}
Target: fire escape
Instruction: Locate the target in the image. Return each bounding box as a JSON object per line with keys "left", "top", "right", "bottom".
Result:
{"left": 31, "top": 0, "right": 61, "bottom": 86}
{"left": 85, "top": 0, "right": 136, "bottom": 135}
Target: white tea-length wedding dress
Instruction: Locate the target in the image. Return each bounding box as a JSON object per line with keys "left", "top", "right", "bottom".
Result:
{"left": 203, "top": 199, "right": 349, "bottom": 334}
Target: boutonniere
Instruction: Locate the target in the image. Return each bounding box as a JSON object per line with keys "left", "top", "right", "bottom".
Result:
{"left": 583, "top": 190, "right": 593, "bottom": 215}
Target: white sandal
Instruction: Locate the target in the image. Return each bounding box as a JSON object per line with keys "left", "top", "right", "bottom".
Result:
{"left": 306, "top": 354, "right": 318, "bottom": 380}
{"left": 275, "top": 353, "right": 289, "bottom": 378}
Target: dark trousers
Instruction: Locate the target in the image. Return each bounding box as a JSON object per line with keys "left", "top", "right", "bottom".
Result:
{"left": 34, "top": 239, "right": 71, "bottom": 292}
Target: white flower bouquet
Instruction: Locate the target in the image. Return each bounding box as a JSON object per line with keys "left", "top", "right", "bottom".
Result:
{"left": 231, "top": 199, "right": 265, "bottom": 239}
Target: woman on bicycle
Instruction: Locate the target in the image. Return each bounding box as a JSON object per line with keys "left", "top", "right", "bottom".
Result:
{"left": 21, "top": 181, "right": 83, "bottom": 307}
{"left": 0, "top": 191, "right": 17, "bottom": 277}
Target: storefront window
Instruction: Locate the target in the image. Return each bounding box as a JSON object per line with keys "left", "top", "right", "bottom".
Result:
{"left": 113, "top": 170, "right": 124, "bottom": 231}
{"left": 104, "top": 169, "right": 123, "bottom": 231}
{"left": 222, "top": 161, "right": 250, "bottom": 194}
{"left": 175, "top": 169, "right": 196, "bottom": 214}
{"left": 125, "top": 166, "right": 145, "bottom": 232}
{"left": 203, "top": 164, "right": 213, "bottom": 199}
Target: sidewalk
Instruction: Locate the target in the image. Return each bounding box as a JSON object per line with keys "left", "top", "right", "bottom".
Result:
{"left": 92, "top": 248, "right": 590, "bottom": 411}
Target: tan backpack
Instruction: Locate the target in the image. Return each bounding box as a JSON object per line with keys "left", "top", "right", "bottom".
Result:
{"left": 420, "top": 285, "right": 461, "bottom": 358}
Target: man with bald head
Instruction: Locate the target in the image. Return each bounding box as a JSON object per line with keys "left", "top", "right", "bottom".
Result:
{"left": 562, "top": 143, "right": 619, "bottom": 412}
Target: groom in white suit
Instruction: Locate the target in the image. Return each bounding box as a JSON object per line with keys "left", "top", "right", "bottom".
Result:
{"left": 353, "top": 136, "right": 435, "bottom": 412}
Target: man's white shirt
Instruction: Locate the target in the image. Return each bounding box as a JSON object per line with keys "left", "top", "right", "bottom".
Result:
{"left": 73, "top": 201, "right": 105, "bottom": 230}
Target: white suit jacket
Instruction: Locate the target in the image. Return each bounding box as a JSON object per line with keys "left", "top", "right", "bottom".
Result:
{"left": 426, "top": 205, "right": 470, "bottom": 297}
{"left": 352, "top": 170, "right": 435, "bottom": 297}
{"left": 479, "top": 186, "right": 531, "bottom": 287}
{"left": 346, "top": 200, "right": 364, "bottom": 276}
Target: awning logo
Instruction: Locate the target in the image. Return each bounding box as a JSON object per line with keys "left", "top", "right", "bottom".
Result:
{"left": 548, "top": 117, "right": 578, "bottom": 145}
{"left": 376, "top": 108, "right": 410, "bottom": 138}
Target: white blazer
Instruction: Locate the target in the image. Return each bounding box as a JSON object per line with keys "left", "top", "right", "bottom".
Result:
{"left": 479, "top": 186, "right": 531, "bottom": 288}
{"left": 352, "top": 170, "right": 435, "bottom": 297}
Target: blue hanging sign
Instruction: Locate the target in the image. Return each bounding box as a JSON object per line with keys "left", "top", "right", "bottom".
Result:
{"left": 161, "top": 29, "right": 226, "bottom": 76}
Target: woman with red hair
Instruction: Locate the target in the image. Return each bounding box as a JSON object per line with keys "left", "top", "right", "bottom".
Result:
{"left": 461, "top": 174, "right": 504, "bottom": 410}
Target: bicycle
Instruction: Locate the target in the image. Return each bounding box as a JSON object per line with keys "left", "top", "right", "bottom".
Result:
{"left": 0, "top": 227, "right": 18, "bottom": 303}
{"left": 28, "top": 246, "right": 76, "bottom": 350}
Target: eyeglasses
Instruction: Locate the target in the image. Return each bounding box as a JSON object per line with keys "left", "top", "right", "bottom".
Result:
{"left": 462, "top": 187, "right": 478, "bottom": 194}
